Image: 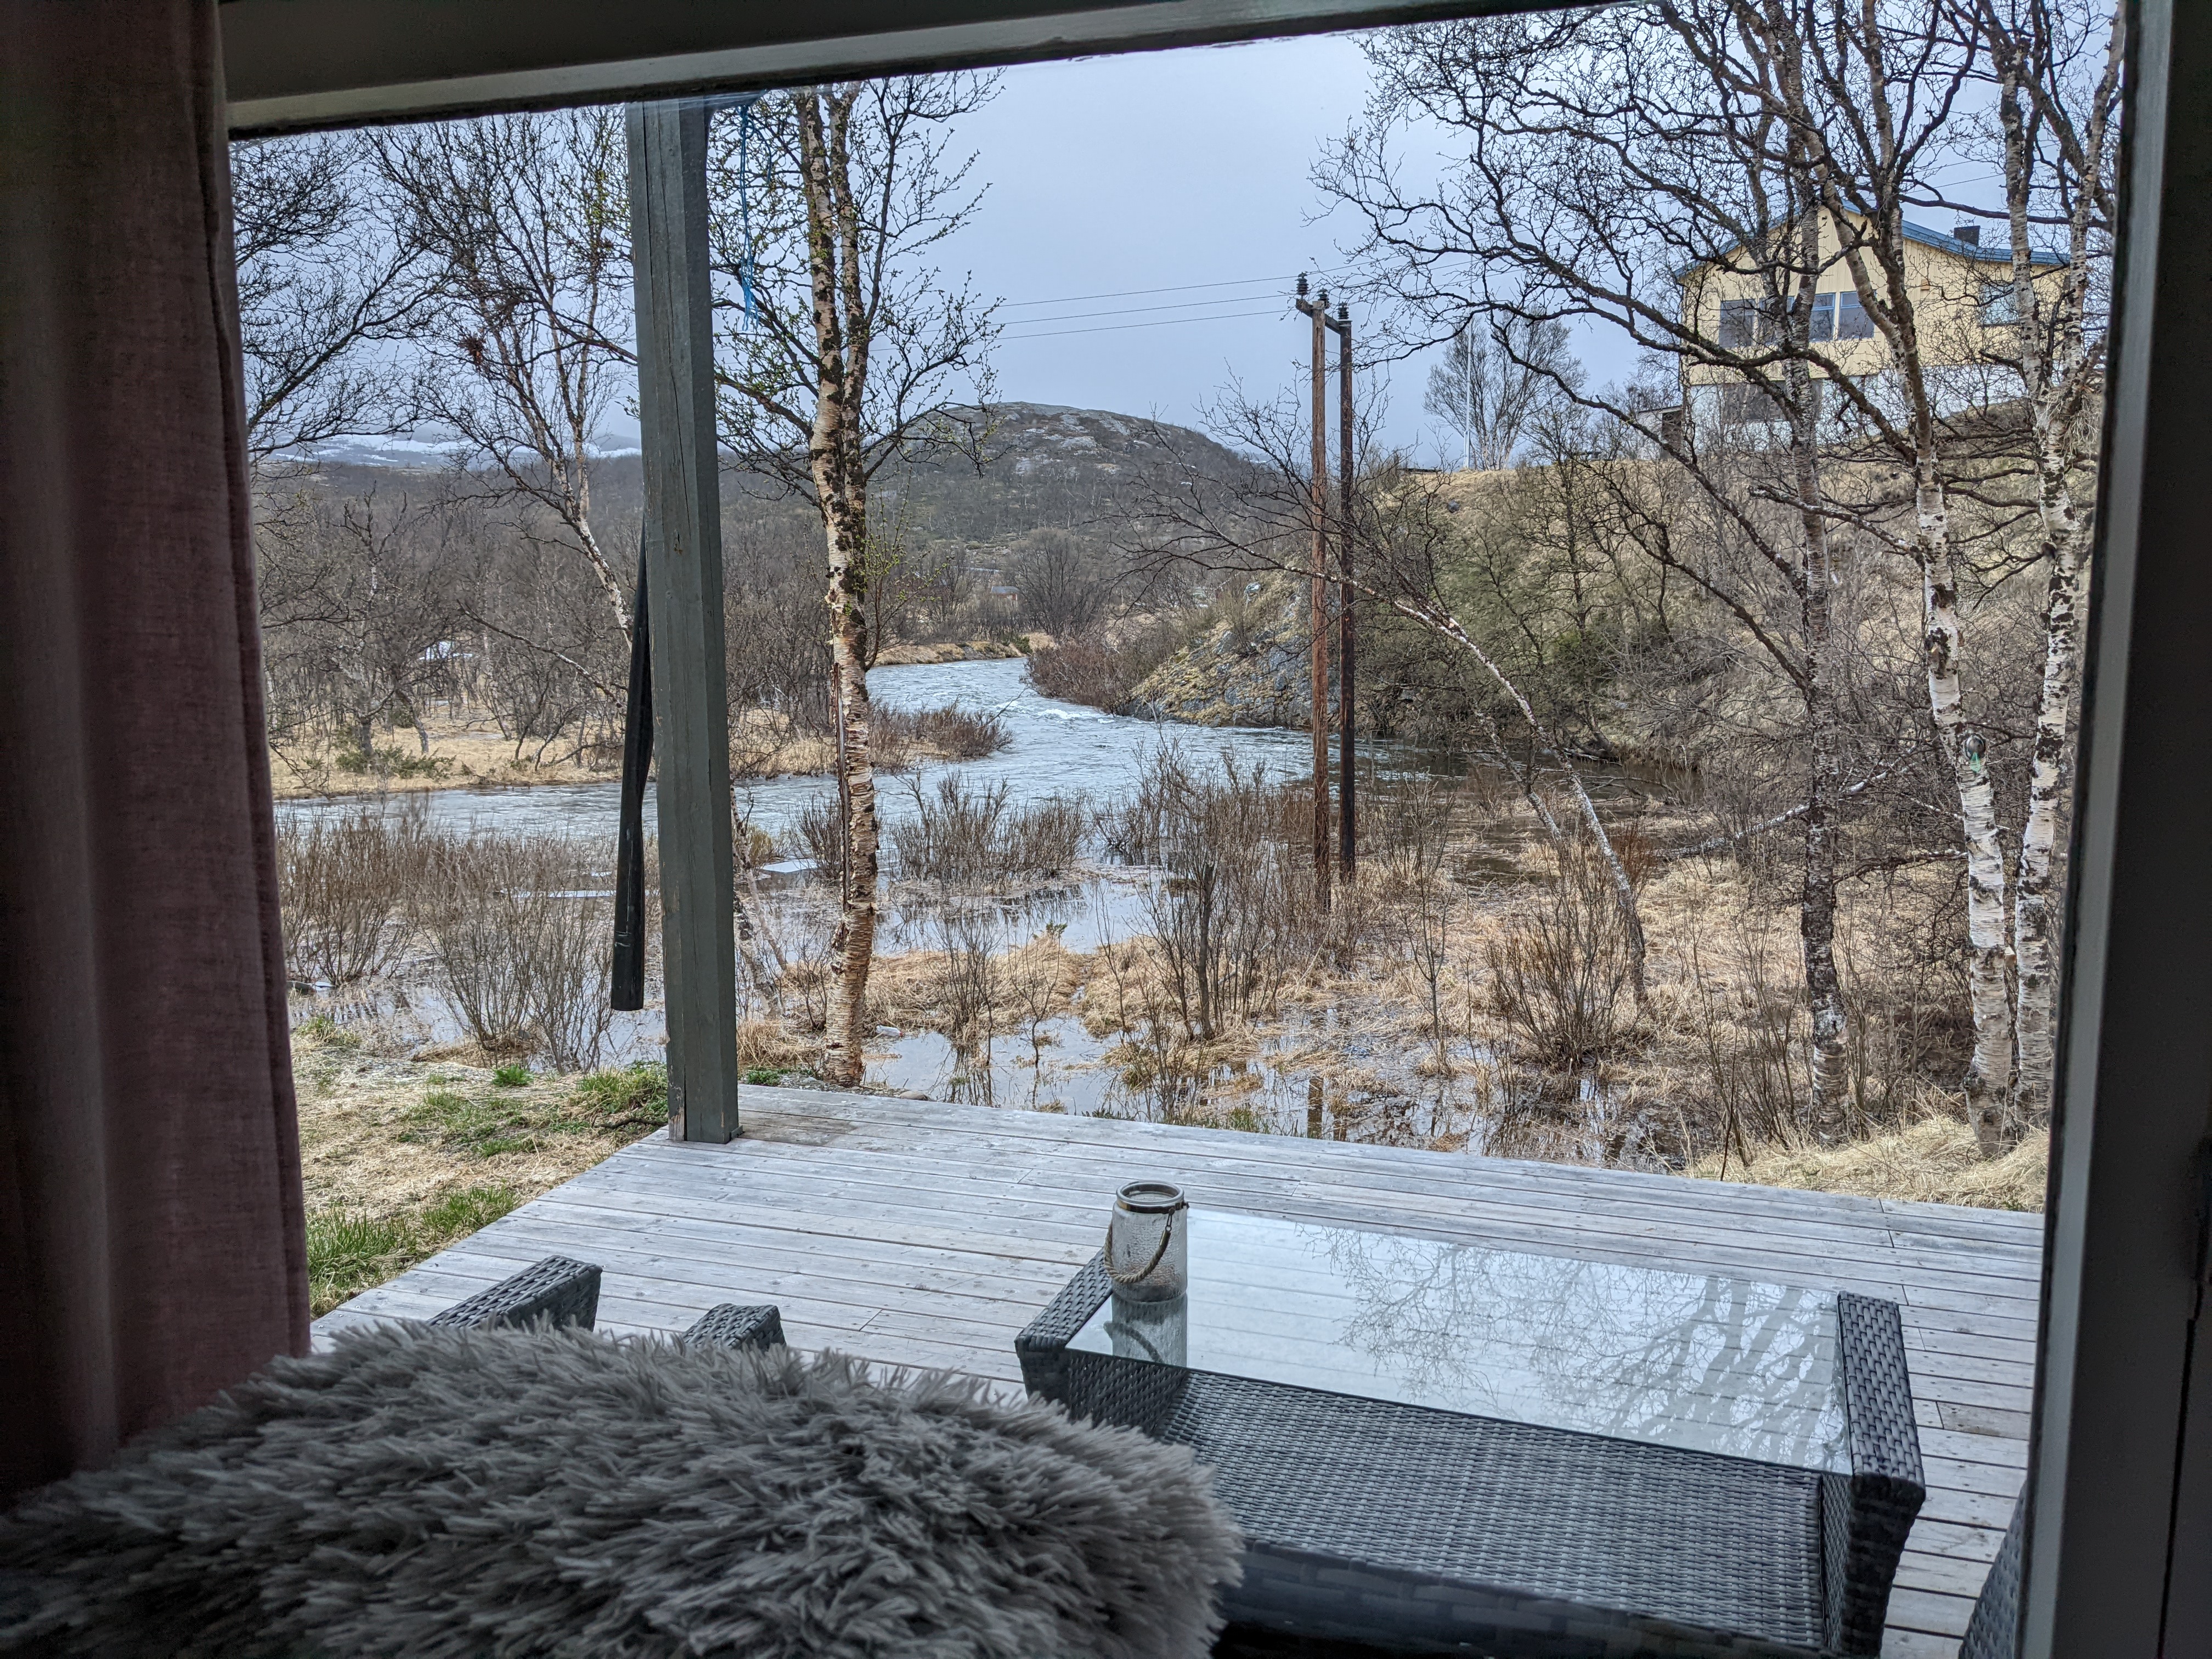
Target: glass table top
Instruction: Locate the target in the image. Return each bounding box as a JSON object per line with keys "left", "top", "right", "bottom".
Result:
{"left": 1065, "top": 1208, "right": 1848, "bottom": 1472}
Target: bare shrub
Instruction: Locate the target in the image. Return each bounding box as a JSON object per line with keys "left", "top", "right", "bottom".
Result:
{"left": 1487, "top": 832, "right": 1644, "bottom": 1067}
{"left": 936, "top": 906, "right": 1001, "bottom": 1060}
{"left": 1026, "top": 633, "right": 1133, "bottom": 710}
{"left": 876, "top": 703, "right": 1011, "bottom": 761}
{"left": 889, "top": 776, "right": 1086, "bottom": 887}
{"left": 795, "top": 793, "right": 845, "bottom": 887}
{"left": 423, "top": 833, "right": 615, "bottom": 1070}
{"left": 278, "top": 808, "right": 438, "bottom": 984}
{"left": 1138, "top": 752, "right": 1320, "bottom": 1037}
{"left": 1005, "top": 797, "right": 1086, "bottom": 875}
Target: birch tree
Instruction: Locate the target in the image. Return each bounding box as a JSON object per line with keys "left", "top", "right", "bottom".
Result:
{"left": 374, "top": 111, "right": 637, "bottom": 648}
{"left": 1957, "top": 0, "right": 2120, "bottom": 1135}
{"left": 1708, "top": 0, "right": 2025, "bottom": 1145}
{"left": 1326, "top": 9, "right": 1888, "bottom": 1132}
{"left": 708, "top": 78, "right": 1000, "bottom": 1085}
{"left": 1425, "top": 314, "right": 1578, "bottom": 470}
{"left": 232, "top": 132, "right": 429, "bottom": 466}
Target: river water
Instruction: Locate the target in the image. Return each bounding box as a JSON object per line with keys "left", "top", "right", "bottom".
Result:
{"left": 275, "top": 657, "right": 1347, "bottom": 846}
{"left": 277, "top": 661, "right": 1657, "bottom": 1159}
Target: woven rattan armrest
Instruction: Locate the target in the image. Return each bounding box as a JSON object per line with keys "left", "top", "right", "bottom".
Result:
{"left": 681, "top": 1304, "right": 786, "bottom": 1351}
{"left": 1822, "top": 1294, "right": 1928, "bottom": 1654}
{"left": 426, "top": 1255, "right": 602, "bottom": 1333}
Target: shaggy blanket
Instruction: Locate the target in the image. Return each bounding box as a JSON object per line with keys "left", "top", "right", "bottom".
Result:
{"left": 0, "top": 1325, "right": 1242, "bottom": 1659}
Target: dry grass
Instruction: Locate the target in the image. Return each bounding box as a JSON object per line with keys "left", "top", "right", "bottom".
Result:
{"left": 1689, "top": 1118, "right": 2047, "bottom": 1210}
{"left": 293, "top": 1022, "right": 667, "bottom": 1312}
{"left": 873, "top": 634, "right": 1046, "bottom": 667}
{"left": 271, "top": 716, "right": 617, "bottom": 799}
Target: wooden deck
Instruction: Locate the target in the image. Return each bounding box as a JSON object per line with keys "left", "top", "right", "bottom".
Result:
{"left": 317, "top": 1085, "right": 2039, "bottom": 1658}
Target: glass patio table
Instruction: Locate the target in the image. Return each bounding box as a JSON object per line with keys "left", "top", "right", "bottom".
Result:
{"left": 1016, "top": 1206, "right": 1925, "bottom": 1658}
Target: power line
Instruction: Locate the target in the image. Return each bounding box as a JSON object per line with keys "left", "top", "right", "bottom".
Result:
{"left": 998, "top": 291, "right": 1299, "bottom": 328}
{"left": 1000, "top": 306, "right": 1289, "bottom": 341}
{"left": 1000, "top": 267, "right": 1353, "bottom": 310}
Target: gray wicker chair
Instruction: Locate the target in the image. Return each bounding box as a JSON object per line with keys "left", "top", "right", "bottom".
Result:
{"left": 427, "top": 1255, "right": 602, "bottom": 1332}
{"left": 680, "top": 1303, "right": 786, "bottom": 1351}
{"left": 1958, "top": 1494, "right": 2027, "bottom": 1659}
{"left": 422, "top": 1259, "right": 785, "bottom": 1357}
{"left": 1020, "top": 1256, "right": 1925, "bottom": 1659}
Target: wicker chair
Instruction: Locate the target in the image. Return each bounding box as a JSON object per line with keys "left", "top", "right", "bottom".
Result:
{"left": 1959, "top": 1494, "right": 2027, "bottom": 1659}
{"left": 1019, "top": 1255, "right": 1926, "bottom": 1659}
{"left": 425, "top": 1257, "right": 784, "bottom": 1354}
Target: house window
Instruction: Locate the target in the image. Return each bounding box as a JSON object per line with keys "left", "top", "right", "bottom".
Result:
{"left": 1980, "top": 278, "right": 2023, "bottom": 325}
{"left": 1718, "top": 379, "right": 1786, "bottom": 424}
{"left": 1718, "top": 296, "right": 1791, "bottom": 348}
{"left": 1835, "top": 289, "right": 1875, "bottom": 340}
{"left": 1810, "top": 292, "right": 1837, "bottom": 340}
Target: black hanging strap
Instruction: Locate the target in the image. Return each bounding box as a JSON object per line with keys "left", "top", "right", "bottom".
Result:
{"left": 611, "top": 562, "right": 652, "bottom": 1012}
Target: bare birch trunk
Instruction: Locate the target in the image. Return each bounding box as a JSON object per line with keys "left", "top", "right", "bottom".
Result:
{"left": 1784, "top": 198, "right": 1851, "bottom": 1136}
{"left": 1990, "top": 7, "right": 2115, "bottom": 1133}
{"left": 797, "top": 92, "right": 879, "bottom": 1088}
{"left": 573, "top": 515, "right": 633, "bottom": 647}
{"left": 1917, "top": 464, "right": 2015, "bottom": 1148}
{"left": 2010, "top": 510, "right": 2083, "bottom": 1127}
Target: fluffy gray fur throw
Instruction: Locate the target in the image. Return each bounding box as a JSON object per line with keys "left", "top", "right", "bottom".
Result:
{"left": 0, "top": 1324, "right": 1242, "bottom": 1659}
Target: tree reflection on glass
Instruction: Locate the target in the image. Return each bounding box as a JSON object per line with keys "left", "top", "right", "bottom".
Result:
{"left": 1304, "top": 1224, "right": 1845, "bottom": 1469}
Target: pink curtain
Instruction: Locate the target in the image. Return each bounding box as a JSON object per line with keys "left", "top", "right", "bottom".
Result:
{"left": 0, "top": 0, "right": 309, "bottom": 1500}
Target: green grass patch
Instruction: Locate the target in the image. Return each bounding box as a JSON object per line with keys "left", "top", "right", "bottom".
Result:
{"left": 569, "top": 1062, "right": 669, "bottom": 1128}
{"left": 492, "top": 1063, "right": 532, "bottom": 1088}
{"left": 294, "top": 1013, "right": 360, "bottom": 1051}
{"left": 404, "top": 1068, "right": 671, "bottom": 1158}
{"left": 307, "top": 1182, "right": 520, "bottom": 1316}
{"left": 745, "top": 1066, "right": 794, "bottom": 1086}
{"left": 402, "top": 1086, "right": 543, "bottom": 1158}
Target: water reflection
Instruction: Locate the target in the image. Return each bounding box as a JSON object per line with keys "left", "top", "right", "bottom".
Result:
{"left": 1068, "top": 1209, "right": 1846, "bottom": 1470}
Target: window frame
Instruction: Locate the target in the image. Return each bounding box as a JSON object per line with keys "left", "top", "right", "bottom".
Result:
{"left": 215, "top": 2, "right": 2212, "bottom": 1652}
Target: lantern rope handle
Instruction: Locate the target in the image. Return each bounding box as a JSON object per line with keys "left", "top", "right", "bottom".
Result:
{"left": 1104, "top": 1210, "right": 1178, "bottom": 1286}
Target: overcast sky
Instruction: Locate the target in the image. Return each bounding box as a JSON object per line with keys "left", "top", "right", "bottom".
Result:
{"left": 923, "top": 30, "right": 1646, "bottom": 461}
{"left": 935, "top": 34, "right": 1413, "bottom": 448}
{"left": 592, "top": 25, "right": 2004, "bottom": 465}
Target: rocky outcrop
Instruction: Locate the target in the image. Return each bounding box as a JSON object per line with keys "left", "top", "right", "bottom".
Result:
{"left": 1121, "top": 583, "right": 1320, "bottom": 730}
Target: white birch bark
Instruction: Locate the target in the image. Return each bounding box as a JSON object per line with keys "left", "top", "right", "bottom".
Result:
{"left": 1991, "top": 2, "right": 2117, "bottom": 1130}
{"left": 1916, "top": 464, "right": 2016, "bottom": 1148}
{"left": 797, "top": 91, "right": 881, "bottom": 1089}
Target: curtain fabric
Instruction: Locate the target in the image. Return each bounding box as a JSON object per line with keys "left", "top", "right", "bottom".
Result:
{"left": 0, "top": 0, "right": 308, "bottom": 1500}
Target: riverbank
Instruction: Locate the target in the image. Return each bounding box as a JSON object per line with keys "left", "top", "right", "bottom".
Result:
{"left": 874, "top": 631, "right": 1049, "bottom": 666}
{"left": 273, "top": 678, "right": 1024, "bottom": 802}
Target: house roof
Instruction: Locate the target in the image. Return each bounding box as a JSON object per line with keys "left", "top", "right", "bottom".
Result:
{"left": 1672, "top": 218, "right": 2067, "bottom": 283}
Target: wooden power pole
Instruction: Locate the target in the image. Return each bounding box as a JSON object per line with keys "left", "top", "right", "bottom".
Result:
{"left": 1295, "top": 274, "right": 1332, "bottom": 898}
{"left": 1327, "top": 300, "right": 1355, "bottom": 880}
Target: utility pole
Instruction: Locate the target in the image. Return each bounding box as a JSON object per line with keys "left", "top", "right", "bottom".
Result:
{"left": 1295, "top": 274, "right": 1333, "bottom": 900}
{"left": 1327, "top": 300, "right": 1355, "bottom": 880}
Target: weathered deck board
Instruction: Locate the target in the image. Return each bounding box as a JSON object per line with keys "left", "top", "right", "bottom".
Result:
{"left": 318, "top": 1085, "right": 2039, "bottom": 1658}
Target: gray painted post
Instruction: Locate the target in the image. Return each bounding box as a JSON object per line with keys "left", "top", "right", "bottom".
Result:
{"left": 628, "top": 98, "right": 739, "bottom": 1143}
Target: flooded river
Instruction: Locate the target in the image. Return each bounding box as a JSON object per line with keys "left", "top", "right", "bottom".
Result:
{"left": 275, "top": 657, "right": 1348, "bottom": 845}
{"left": 280, "top": 659, "right": 1654, "bottom": 1161}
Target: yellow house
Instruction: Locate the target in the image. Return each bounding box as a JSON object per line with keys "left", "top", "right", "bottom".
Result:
{"left": 1675, "top": 213, "right": 2067, "bottom": 422}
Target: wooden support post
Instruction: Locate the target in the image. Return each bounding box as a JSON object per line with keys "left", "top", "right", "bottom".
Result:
{"left": 628, "top": 98, "right": 739, "bottom": 1144}
{"left": 1295, "top": 275, "right": 1333, "bottom": 899}
{"left": 1330, "top": 300, "right": 1355, "bottom": 881}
